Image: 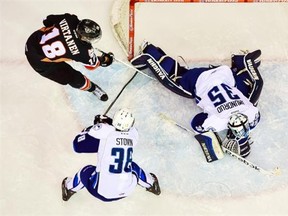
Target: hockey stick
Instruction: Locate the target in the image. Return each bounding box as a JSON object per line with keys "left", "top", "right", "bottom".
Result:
{"left": 104, "top": 72, "right": 138, "bottom": 115}
{"left": 94, "top": 47, "right": 157, "bottom": 81}
{"left": 159, "top": 113, "right": 281, "bottom": 176}
{"left": 93, "top": 48, "right": 140, "bottom": 115}
{"left": 115, "top": 57, "right": 157, "bottom": 81}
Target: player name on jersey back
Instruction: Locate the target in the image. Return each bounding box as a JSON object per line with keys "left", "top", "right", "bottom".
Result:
{"left": 59, "top": 18, "right": 80, "bottom": 55}
{"left": 116, "top": 138, "right": 133, "bottom": 146}
{"left": 216, "top": 99, "right": 245, "bottom": 113}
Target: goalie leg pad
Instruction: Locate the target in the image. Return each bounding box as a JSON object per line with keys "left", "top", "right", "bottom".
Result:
{"left": 140, "top": 43, "right": 183, "bottom": 78}
{"left": 130, "top": 53, "right": 151, "bottom": 70}
{"left": 195, "top": 131, "right": 224, "bottom": 163}
{"left": 142, "top": 43, "right": 166, "bottom": 61}
{"left": 244, "top": 50, "right": 263, "bottom": 105}
{"left": 244, "top": 50, "right": 262, "bottom": 81}
{"left": 231, "top": 50, "right": 261, "bottom": 74}
{"left": 231, "top": 50, "right": 263, "bottom": 103}
{"left": 131, "top": 53, "right": 193, "bottom": 98}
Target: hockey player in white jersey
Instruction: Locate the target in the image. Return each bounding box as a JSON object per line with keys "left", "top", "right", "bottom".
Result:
{"left": 61, "top": 108, "right": 161, "bottom": 202}
{"left": 131, "top": 42, "right": 263, "bottom": 160}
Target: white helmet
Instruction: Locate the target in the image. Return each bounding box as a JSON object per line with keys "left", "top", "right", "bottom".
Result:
{"left": 112, "top": 108, "right": 135, "bottom": 131}
{"left": 228, "top": 113, "right": 250, "bottom": 138}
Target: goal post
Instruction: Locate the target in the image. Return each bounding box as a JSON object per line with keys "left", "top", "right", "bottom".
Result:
{"left": 111, "top": 0, "right": 288, "bottom": 60}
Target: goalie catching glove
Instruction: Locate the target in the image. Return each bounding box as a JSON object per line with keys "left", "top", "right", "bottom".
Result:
{"left": 222, "top": 129, "right": 251, "bottom": 158}
{"left": 99, "top": 52, "right": 114, "bottom": 67}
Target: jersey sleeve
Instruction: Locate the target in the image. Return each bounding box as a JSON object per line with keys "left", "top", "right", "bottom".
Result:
{"left": 249, "top": 111, "right": 261, "bottom": 130}
{"left": 43, "top": 13, "right": 79, "bottom": 27}
{"left": 80, "top": 48, "right": 99, "bottom": 67}
{"left": 73, "top": 129, "right": 100, "bottom": 153}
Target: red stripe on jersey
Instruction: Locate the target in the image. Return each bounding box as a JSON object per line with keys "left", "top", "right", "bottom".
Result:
{"left": 80, "top": 76, "right": 92, "bottom": 91}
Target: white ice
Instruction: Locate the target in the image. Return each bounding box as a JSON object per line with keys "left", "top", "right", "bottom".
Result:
{"left": 1, "top": 0, "right": 288, "bottom": 215}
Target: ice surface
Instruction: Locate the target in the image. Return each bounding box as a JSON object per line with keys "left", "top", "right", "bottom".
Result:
{"left": 1, "top": 0, "right": 288, "bottom": 215}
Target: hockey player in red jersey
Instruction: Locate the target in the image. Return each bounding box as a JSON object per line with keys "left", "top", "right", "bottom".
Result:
{"left": 25, "top": 13, "right": 114, "bottom": 101}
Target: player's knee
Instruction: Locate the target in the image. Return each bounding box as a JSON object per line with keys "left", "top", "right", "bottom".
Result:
{"left": 69, "top": 73, "right": 94, "bottom": 91}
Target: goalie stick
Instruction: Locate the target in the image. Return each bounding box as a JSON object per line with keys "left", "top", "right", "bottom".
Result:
{"left": 159, "top": 113, "right": 281, "bottom": 176}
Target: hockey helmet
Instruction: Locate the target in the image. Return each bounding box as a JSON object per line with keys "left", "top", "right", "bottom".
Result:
{"left": 228, "top": 113, "right": 250, "bottom": 138}
{"left": 76, "top": 19, "right": 102, "bottom": 43}
{"left": 112, "top": 108, "right": 135, "bottom": 131}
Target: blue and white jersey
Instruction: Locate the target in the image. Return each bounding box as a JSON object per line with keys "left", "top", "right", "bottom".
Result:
{"left": 195, "top": 65, "right": 259, "bottom": 132}
{"left": 73, "top": 123, "right": 139, "bottom": 199}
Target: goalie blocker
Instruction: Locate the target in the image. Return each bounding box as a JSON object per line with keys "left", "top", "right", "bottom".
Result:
{"left": 194, "top": 131, "right": 224, "bottom": 163}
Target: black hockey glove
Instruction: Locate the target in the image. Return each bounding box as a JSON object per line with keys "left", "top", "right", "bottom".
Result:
{"left": 94, "top": 114, "right": 113, "bottom": 125}
{"left": 99, "top": 52, "right": 114, "bottom": 67}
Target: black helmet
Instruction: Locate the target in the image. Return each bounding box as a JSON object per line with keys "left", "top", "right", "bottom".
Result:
{"left": 76, "top": 19, "right": 102, "bottom": 43}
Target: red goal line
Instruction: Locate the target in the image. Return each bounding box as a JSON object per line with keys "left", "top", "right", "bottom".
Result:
{"left": 127, "top": 0, "right": 288, "bottom": 60}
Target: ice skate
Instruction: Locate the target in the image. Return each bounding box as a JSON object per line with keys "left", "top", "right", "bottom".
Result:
{"left": 244, "top": 49, "right": 261, "bottom": 67}
{"left": 232, "top": 49, "right": 261, "bottom": 73}
{"left": 92, "top": 86, "right": 108, "bottom": 101}
{"left": 146, "top": 173, "right": 161, "bottom": 195}
{"left": 139, "top": 40, "right": 150, "bottom": 54}
{"left": 62, "top": 177, "right": 76, "bottom": 201}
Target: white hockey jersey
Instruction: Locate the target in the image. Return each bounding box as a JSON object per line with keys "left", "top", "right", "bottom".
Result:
{"left": 195, "top": 65, "right": 259, "bottom": 132}
{"left": 86, "top": 124, "right": 139, "bottom": 199}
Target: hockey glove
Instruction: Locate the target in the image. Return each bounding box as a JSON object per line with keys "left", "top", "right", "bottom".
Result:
{"left": 94, "top": 114, "right": 113, "bottom": 125}
{"left": 222, "top": 138, "right": 240, "bottom": 155}
{"left": 194, "top": 131, "right": 224, "bottom": 163}
{"left": 99, "top": 52, "right": 114, "bottom": 67}
{"left": 222, "top": 129, "right": 251, "bottom": 158}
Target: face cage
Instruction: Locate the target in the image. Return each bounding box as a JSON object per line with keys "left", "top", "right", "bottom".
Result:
{"left": 230, "top": 123, "right": 250, "bottom": 139}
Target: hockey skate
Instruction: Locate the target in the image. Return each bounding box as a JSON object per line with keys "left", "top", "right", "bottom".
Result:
{"left": 139, "top": 40, "right": 150, "bottom": 54}
{"left": 62, "top": 177, "right": 76, "bottom": 201}
{"left": 231, "top": 49, "right": 261, "bottom": 74}
{"left": 92, "top": 86, "right": 108, "bottom": 101}
{"left": 244, "top": 49, "right": 261, "bottom": 67}
{"left": 146, "top": 173, "right": 161, "bottom": 195}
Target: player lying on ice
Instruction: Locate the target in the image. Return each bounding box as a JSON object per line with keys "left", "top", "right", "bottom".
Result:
{"left": 131, "top": 42, "right": 263, "bottom": 162}
{"left": 62, "top": 108, "right": 161, "bottom": 202}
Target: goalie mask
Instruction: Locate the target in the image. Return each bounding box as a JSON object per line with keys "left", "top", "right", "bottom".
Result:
{"left": 228, "top": 113, "right": 250, "bottom": 138}
{"left": 112, "top": 108, "right": 135, "bottom": 131}
{"left": 76, "top": 19, "right": 102, "bottom": 44}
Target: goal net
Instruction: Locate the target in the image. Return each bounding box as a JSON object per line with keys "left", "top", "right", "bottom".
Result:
{"left": 111, "top": 0, "right": 288, "bottom": 62}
